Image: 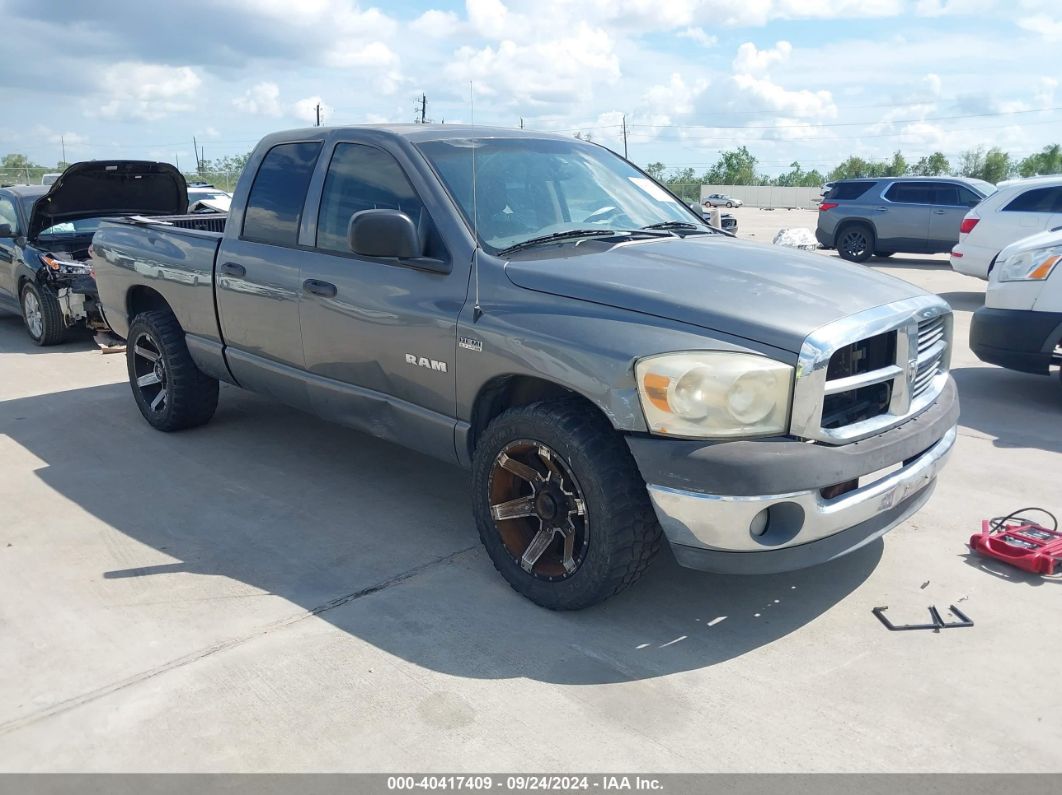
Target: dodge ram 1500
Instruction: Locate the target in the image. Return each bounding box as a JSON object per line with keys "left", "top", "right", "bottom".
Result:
{"left": 91, "top": 126, "right": 959, "bottom": 609}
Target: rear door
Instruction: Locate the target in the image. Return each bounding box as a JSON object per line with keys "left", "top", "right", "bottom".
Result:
{"left": 296, "top": 138, "right": 467, "bottom": 461}
{"left": 1000, "top": 185, "right": 1062, "bottom": 241}
{"left": 214, "top": 140, "right": 322, "bottom": 409}
{"left": 878, "top": 181, "right": 932, "bottom": 252}
{"left": 927, "top": 182, "right": 982, "bottom": 251}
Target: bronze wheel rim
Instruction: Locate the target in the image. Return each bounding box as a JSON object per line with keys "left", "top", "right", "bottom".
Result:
{"left": 487, "top": 440, "right": 589, "bottom": 581}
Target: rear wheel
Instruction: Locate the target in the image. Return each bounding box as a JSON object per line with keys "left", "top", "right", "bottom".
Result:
{"left": 838, "top": 224, "right": 874, "bottom": 263}
{"left": 127, "top": 309, "right": 218, "bottom": 431}
{"left": 725, "top": 201, "right": 733, "bottom": 208}
{"left": 472, "top": 400, "right": 661, "bottom": 610}
{"left": 20, "top": 281, "right": 65, "bottom": 346}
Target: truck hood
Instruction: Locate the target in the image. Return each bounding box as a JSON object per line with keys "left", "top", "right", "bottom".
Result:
{"left": 28, "top": 160, "right": 187, "bottom": 240}
{"left": 504, "top": 235, "right": 926, "bottom": 353}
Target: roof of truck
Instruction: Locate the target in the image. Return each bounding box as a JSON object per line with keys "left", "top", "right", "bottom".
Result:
{"left": 263, "top": 124, "right": 571, "bottom": 144}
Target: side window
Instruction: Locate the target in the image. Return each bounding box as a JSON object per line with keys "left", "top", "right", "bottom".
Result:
{"left": 0, "top": 197, "right": 17, "bottom": 232}
{"left": 315, "top": 143, "right": 428, "bottom": 254}
{"left": 885, "top": 182, "right": 933, "bottom": 204}
{"left": 956, "top": 186, "right": 983, "bottom": 207}
{"left": 929, "top": 184, "right": 959, "bottom": 206}
{"left": 241, "top": 141, "right": 323, "bottom": 246}
{"left": 827, "top": 181, "right": 874, "bottom": 200}
{"left": 1002, "top": 186, "right": 1062, "bottom": 213}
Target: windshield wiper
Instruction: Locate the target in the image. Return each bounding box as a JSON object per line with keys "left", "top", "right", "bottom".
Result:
{"left": 642, "top": 221, "right": 699, "bottom": 230}
{"left": 498, "top": 229, "right": 634, "bottom": 256}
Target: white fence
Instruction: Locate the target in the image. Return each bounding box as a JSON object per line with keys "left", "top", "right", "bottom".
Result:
{"left": 700, "top": 184, "right": 822, "bottom": 210}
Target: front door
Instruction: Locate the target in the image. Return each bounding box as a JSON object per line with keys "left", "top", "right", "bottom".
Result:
{"left": 0, "top": 195, "right": 21, "bottom": 306}
{"left": 297, "top": 140, "right": 467, "bottom": 461}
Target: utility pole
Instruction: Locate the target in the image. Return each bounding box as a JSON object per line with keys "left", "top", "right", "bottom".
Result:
{"left": 60, "top": 135, "right": 66, "bottom": 165}
{"left": 315, "top": 103, "right": 321, "bottom": 127}
{"left": 420, "top": 93, "right": 427, "bottom": 124}
{"left": 622, "top": 114, "right": 628, "bottom": 159}
{"left": 519, "top": 117, "right": 523, "bottom": 130}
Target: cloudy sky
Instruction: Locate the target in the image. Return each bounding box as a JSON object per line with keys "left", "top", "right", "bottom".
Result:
{"left": 2, "top": 0, "right": 1059, "bottom": 176}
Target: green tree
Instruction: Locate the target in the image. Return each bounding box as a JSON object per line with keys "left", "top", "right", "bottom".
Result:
{"left": 1, "top": 153, "right": 35, "bottom": 170}
{"left": 911, "top": 152, "right": 950, "bottom": 176}
{"left": 883, "top": 151, "right": 909, "bottom": 177}
{"left": 960, "top": 146, "right": 1013, "bottom": 183}
{"left": 644, "top": 161, "right": 666, "bottom": 181}
{"left": 1018, "top": 143, "right": 1062, "bottom": 177}
{"left": 828, "top": 156, "right": 881, "bottom": 181}
{"left": 772, "top": 162, "right": 826, "bottom": 187}
{"left": 706, "top": 146, "right": 758, "bottom": 185}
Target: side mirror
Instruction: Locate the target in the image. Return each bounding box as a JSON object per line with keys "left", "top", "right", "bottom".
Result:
{"left": 0, "top": 223, "right": 13, "bottom": 237}
{"left": 348, "top": 209, "right": 421, "bottom": 259}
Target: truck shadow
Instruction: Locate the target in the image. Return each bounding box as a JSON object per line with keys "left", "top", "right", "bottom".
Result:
{"left": 951, "top": 366, "right": 1062, "bottom": 455}
{"left": 0, "top": 313, "right": 97, "bottom": 353}
{"left": 0, "top": 381, "right": 880, "bottom": 686}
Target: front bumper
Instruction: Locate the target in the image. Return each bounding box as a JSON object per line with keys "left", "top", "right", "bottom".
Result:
{"left": 627, "top": 377, "right": 958, "bottom": 575}
{"left": 970, "top": 306, "right": 1062, "bottom": 375}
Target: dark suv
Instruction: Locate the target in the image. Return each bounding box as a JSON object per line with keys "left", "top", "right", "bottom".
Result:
{"left": 816, "top": 176, "right": 993, "bottom": 262}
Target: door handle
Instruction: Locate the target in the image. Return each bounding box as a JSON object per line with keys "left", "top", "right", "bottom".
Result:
{"left": 875, "top": 206, "right": 888, "bottom": 212}
{"left": 219, "top": 261, "right": 246, "bottom": 278}
{"left": 932, "top": 210, "right": 946, "bottom": 215}
{"left": 303, "top": 279, "right": 337, "bottom": 298}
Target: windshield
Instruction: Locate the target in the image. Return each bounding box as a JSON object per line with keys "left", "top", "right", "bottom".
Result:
{"left": 417, "top": 137, "right": 707, "bottom": 254}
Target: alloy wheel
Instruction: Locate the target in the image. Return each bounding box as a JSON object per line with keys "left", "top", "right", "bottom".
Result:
{"left": 22, "top": 291, "right": 43, "bottom": 339}
{"left": 132, "top": 332, "right": 169, "bottom": 414}
{"left": 487, "top": 440, "right": 589, "bottom": 581}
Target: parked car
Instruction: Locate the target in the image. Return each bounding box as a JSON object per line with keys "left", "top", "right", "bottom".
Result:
{"left": 970, "top": 227, "right": 1062, "bottom": 379}
{"left": 951, "top": 176, "right": 1062, "bottom": 280}
{"left": 0, "top": 160, "right": 187, "bottom": 345}
{"left": 187, "top": 184, "right": 232, "bottom": 213}
{"left": 703, "top": 193, "right": 743, "bottom": 208}
{"left": 91, "top": 125, "right": 958, "bottom": 610}
{"left": 816, "top": 176, "right": 993, "bottom": 262}
{"left": 41, "top": 173, "right": 62, "bottom": 186}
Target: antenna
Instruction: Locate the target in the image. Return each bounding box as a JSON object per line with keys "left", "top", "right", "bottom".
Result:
{"left": 470, "top": 81, "right": 481, "bottom": 322}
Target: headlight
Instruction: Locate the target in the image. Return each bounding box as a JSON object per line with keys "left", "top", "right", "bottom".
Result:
{"left": 635, "top": 352, "right": 793, "bottom": 438}
{"left": 40, "top": 253, "right": 93, "bottom": 275}
{"left": 997, "top": 244, "right": 1061, "bottom": 282}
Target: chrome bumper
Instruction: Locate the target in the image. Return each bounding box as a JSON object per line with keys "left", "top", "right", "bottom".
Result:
{"left": 647, "top": 425, "right": 956, "bottom": 556}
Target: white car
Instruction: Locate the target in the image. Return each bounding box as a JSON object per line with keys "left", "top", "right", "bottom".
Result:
{"left": 970, "top": 227, "right": 1062, "bottom": 379}
{"left": 951, "top": 176, "right": 1062, "bottom": 280}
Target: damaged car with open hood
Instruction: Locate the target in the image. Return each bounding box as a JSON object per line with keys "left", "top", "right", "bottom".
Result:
{"left": 0, "top": 160, "right": 186, "bottom": 345}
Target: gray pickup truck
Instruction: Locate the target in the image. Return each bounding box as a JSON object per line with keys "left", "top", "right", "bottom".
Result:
{"left": 91, "top": 125, "right": 958, "bottom": 610}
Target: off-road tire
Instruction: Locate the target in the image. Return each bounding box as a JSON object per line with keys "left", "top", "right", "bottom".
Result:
{"left": 127, "top": 309, "right": 218, "bottom": 432}
{"left": 837, "top": 222, "right": 875, "bottom": 263}
{"left": 20, "top": 281, "right": 65, "bottom": 346}
{"left": 472, "top": 399, "right": 662, "bottom": 610}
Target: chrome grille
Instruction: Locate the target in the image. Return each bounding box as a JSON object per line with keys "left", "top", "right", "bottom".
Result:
{"left": 791, "top": 297, "right": 952, "bottom": 444}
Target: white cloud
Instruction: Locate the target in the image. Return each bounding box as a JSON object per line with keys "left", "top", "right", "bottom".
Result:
{"left": 411, "top": 9, "right": 461, "bottom": 37}
{"left": 679, "top": 26, "right": 718, "bottom": 47}
{"left": 293, "top": 96, "right": 333, "bottom": 125}
{"left": 732, "top": 73, "right": 837, "bottom": 117}
{"left": 1017, "top": 14, "right": 1062, "bottom": 42}
{"left": 97, "top": 63, "right": 201, "bottom": 120}
{"left": 915, "top": 0, "right": 996, "bottom": 16}
{"left": 732, "top": 41, "right": 792, "bottom": 74}
{"left": 233, "top": 82, "right": 282, "bottom": 117}
{"left": 644, "top": 73, "right": 710, "bottom": 118}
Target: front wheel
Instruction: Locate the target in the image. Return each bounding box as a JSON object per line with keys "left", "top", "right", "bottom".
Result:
{"left": 20, "top": 281, "right": 65, "bottom": 346}
{"left": 472, "top": 400, "right": 661, "bottom": 610}
{"left": 726, "top": 201, "right": 733, "bottom": 208}
{"left": 127, "top": 309, "right": 219, "bottom": 431}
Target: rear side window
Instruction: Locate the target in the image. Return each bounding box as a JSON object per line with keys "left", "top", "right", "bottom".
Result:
{"left": 956, "top": 185, "right": 984, "bottom": 207}
{"left": 826, "top": 181, "right": 874, "bottom": 200}
{"left": 315, "top": 143, "right": 431, "bottom": 255}
{"left": 0, "top": 196, "right": 17, "bottom": 232}
{"left": 242, "top": 141, "right": 323, "bottom": 246}
{"left": 1003, "top": 186, "right": 1062, "bottom": 213}
{"left": 885, "top": 182, "right": 934, "bottom": 204}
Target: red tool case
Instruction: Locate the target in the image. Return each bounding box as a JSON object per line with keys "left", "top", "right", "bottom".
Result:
{"left": 970, "top": 509, "right": 1062, "bottom": 576}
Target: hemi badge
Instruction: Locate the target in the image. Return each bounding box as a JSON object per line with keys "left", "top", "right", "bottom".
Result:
{"left": 459, "top": 336, "right": 482, "bottom": 352}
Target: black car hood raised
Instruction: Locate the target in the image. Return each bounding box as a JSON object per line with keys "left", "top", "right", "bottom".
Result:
{"left": 504, "top": 235, "right": 926, "bottom": 353}
{"left": 28, "top": 160, "right": 187, "bottom": 240}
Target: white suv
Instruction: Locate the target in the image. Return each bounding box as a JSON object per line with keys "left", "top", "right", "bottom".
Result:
{"left": 951, "top": 176, "right": 1062, "bottom": 280}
